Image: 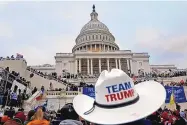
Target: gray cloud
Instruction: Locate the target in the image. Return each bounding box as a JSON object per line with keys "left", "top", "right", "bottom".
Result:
{"left": 135, "top": 27, "right": 187, "bottom": 68}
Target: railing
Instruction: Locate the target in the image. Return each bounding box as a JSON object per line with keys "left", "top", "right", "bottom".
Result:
{"left": 75, "top": 50, "right": 132, "bottom": 54}
{"left": 55, "top": 53, "right": 74, "bottom": 57}
{"left": 133, "top": 53, "right": 149, "bottom": 56}
{"left": 46, "top": 91, "right": 80, "bottom": 98}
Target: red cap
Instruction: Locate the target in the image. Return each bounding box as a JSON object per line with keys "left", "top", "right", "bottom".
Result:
{"left": 161, "top": 111, "right": 169, "bottom": 119}
{"left": 14, "top": 112, "right": 26, "bottom": 122}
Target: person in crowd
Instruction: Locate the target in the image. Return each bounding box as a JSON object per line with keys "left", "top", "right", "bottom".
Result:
{"left": 1, "top": 89, "right": 10, "bottom": 109}
{"left": 1, "top": 115, "right": 10, "bottom": 125}
{"left": 173, "top": 110, "right": 186, "bottom": 125}
{"left": 3, "top": 111, "right": 26, "bottom": 125}
{"left": 24, "top": 110, "right": 35, "bottom": 125}
{"left": 184, "top": 109, "right": 187, "bottom": 120}
{"left": 179, "top": 111, "right": 187, "bottom": 123}
{"left": 10, "top": 86, "right": 18, "bottom": 109}
{"left": 58, "top": 103, "right": 83, "bottom": 125}
{"left": 17, "top": 89, "right": 23, "bottom": 108}
{"left": 32, "top": 87, "right": 37, "bottom": 95}
{"left": 49, "top": 82, "right": 54, "bottom": 91}
{"left": 4, "top": 107, "right": 15, "bottom": 119}
{"left": 27, "top": 108, "right": 50, "bottom": 125}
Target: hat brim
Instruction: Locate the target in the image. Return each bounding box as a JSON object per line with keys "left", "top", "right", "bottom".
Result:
{"left": 73, "top": 81, "right": 166, "bottom": 125}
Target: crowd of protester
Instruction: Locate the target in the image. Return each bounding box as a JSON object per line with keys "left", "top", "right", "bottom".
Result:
{"left": 1, "top": 86, "right": 29, "bottom": 109}
{"left": 47, "top": 82, "right": 93, "bottom": 92}
{"left": 137, "top": 70, "right": 187, "bottom": 79}
{"left": 27, "top": 67, "right": 96, "bottom": 91}
{"left": 0, "top": 67, "right": 39, "bottom": 109}
{"left": 1, "top": 86, "right": 38, "bottom": 109}
{"left": 165, "top": 80, "right": 187, "bottom": 86}
{"left": 0, "top": 103, "right": 186, "bottom": 125}
{"left": 0, "top": 79, "right": 186, "bottom": 125}
{"left": 0, "top": 55, "right": 26, "bottom": 63}
{"left": 2, "top": 67, "right": 30, "bottom": 87}
{"left": 133, "top": 79, "right": 187, "bottom": 86}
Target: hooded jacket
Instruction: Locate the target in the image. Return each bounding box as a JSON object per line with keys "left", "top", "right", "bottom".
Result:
{"left": 59, "top": 120, "right": 83, "bottom": 125}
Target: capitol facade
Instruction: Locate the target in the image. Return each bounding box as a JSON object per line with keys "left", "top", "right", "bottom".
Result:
{"left": 31, "top": 5, "right": 177, "bottom": 76}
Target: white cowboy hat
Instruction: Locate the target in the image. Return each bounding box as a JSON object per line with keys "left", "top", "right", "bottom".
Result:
{"left": 73, "top": 69, "right": 166, "bottom": 125}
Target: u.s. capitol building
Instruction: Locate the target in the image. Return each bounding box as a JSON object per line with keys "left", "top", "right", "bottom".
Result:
{"left": 31, "top": 5, "right": 177, "bottom": 76}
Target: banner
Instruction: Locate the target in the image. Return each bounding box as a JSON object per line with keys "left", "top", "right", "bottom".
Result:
{"left": 165, "top": 86, "right": 187, "bottom": 103}
{"left": 82, "top": 87, "right": 95, "bottom": 99}
{"left": 83, "top": 86, "right": 187, "bottom": 103}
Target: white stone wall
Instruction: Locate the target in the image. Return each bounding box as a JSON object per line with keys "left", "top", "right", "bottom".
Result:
{"left": 143, "top": 60, "right": 151, "bottom": 73}
{"left": 131, "top": 53, "right": 150, "bottom": 76}
{"left": 0, "top": 59, "right": 27, "bottom": 78}
{"left": 55, "top": 57, "right": 75, "bottom": 75}
{"left": 31, "top": 68, "right": 55, "bottom": 74}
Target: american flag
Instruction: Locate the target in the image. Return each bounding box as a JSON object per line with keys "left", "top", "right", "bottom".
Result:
{"left": 16, "top": 53, "right": 23, "bottom": 58}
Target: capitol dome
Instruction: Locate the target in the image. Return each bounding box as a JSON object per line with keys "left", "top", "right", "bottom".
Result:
{"left": 72, "top": 5, "right": 119, "bottom": 52}
{"left": 80, "top": 17, "right": 109, "bottom": 34}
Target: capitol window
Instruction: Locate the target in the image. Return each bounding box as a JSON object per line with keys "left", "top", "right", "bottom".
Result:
{"left": 96, "top": 35, "right": 98, "bottom": 39}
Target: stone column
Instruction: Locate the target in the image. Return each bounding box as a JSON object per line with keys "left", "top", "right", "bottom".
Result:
{"left": 79, "top": 59, "right": 81, "bottom": 73}
{"left": 104, "top": 45, "right": 105, "bottom": 51}
{"left": 118, "top": 58, "right": 121, "bottom": 69}
{"left": 95, "top": 44, "right": 97, "bottom": 50}
{"left": 75, "top": 59, "right": 78, "bottom": 74}
{"left": 115, "top": 58, "right": 118, "bottom": 69}
{"left": 90, "top": 58, "right": 93, "bottom": 75}
{"left": 130, "top": 59, "right": 132, "bottom": 74}
{"left": 108, "top": 46, "right": 109, "bottom": 51}
{"left": 127, "top": 59, "right": 130, "bottom": 70}
{"left": 99, "top": 58, "right": 101, "bottom": 73}
{"left": 90, "top": 44, "right": 92, "bottom": 51}
{"left": 107, "top": 58, "right": 110, "bottom": 71}
{"left": 87, "top": 58, "right": 90, "bottom": 74}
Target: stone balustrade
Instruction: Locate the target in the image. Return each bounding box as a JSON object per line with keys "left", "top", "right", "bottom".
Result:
{"left": 55, "top": 53, "right": 74, "bottom": 57}
{"left": 46, "top": 91, "right": 80, "bottom": 98}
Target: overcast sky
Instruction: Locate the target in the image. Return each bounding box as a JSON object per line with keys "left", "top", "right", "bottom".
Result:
{"left": 0, "top": 1, "right": 187, "bottom": 68}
